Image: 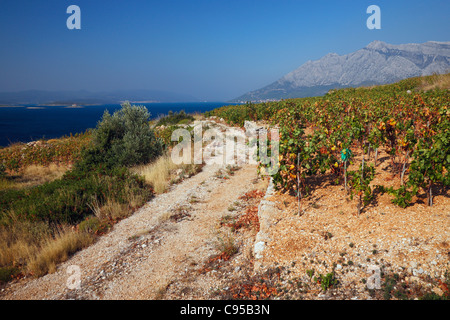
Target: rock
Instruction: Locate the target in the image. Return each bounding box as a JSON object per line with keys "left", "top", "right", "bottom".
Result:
{"left": 413, "top": 268, "right": 424, "bottom": 276}
{"left": 244, "top": 121, "right": 264, "bottom": 135}
{"left": 309, "top": 252, "right": 317, "bottom": 258}
{"left": 432, "top": 287, "right": 444, "bottom": 296}
{"left": 254, "top": 241, "right": 266, "bottom": 259}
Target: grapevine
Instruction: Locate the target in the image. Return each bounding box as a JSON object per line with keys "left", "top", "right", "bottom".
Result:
{"left": 207, "top": 74, "right": 450, "bottom": 211}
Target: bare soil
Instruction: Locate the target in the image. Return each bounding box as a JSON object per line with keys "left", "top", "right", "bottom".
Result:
{"left": 1, "top": 121, "right": 448, "bottom": 300}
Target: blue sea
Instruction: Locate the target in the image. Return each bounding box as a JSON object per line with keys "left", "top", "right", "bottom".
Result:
{"left": 0, "top": 102, "right": 236, "bottom": 147}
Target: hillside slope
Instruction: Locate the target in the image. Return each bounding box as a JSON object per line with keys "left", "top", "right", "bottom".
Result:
{"left": 234, "top": 41, "right": 450, "bottom": 102}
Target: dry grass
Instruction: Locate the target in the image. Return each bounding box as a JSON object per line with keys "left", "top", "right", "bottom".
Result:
{"left": 0, "top": 212, "right": 49, "bottom": 267}
{"left": 88, "top": 190, "right": 146, "bottom": 222}
{"left": 132, "top": 152, "right": 202, "bottom": 194}
{"left": 0, "top": 178, "right": 18, "bottom": 191}
{"left": 0, "top": 212, "right": 94, "bottom": 279}
{"left": 88, "top": 198, "right": 130, "bottom": 221}
{"left": 214, "top": 231, "right": 239, "bottom": 260}
{"left": 0, "top": 163, "right": 90, "bottom": 281}
{"left": 191, "top": 112, "right": 206, "bottom": 121}
{"left": 132, "top": 153, "right": 180, "bottom": 194}
{"left": 2, "top": 164, "right": 70, "bottom": 190}
{"left": 26, "top": 227, "right": 94, "bottom": 277}
{"left": 418, "top": 72, "right": 450, "bottom": 91}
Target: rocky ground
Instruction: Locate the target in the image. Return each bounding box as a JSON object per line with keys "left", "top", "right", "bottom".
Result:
{"left": 1, "top": 119, "right": 449, "bottom": 301}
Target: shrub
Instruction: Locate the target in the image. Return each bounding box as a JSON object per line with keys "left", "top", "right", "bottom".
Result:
{"left": 78, "top": 102, "right": 163, "bottom": 170}
{"left": 0, "top": 163, "right": 5, "bottom": 178}
{"left": 314, "top": 272, "right": 339, "bottom": 292}
{"left": 154, "top": 125, "right": 182, "bottom": 148}
{"left": 156, "top": 110, "right": 194, "bottom": 127}
{"left": 78, "top": 216, "right": 102, "bottom": 234}
{"left": 0, "top": 166, "right": 153, "bottom": 224}
{"left": 0, "top": 266, "right": 20, "bottom": 284}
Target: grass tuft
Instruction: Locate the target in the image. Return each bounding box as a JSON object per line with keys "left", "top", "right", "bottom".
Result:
{"left": 132, "top": 152, "right": 202, "bottom": 194}
{"left": 26, "top": 226, "right": 95, "bottom": 277}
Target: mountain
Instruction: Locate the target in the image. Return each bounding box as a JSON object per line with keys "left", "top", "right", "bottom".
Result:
{"left": 0, "top": 89, "right": 199, "bottom": 105}
{"left": 233, "top": 41, "right": 450, "bottom": 102}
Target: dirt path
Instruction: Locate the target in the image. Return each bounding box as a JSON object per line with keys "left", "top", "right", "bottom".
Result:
{"left": 1, "top": 121, "right": 265, "bottom": 300}
{"left": 3, "top": 120, "right": 447, "bottom": 301}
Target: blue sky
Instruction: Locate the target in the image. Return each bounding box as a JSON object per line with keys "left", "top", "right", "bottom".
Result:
{"left": 0, "top": 0, "right": 448, "bottom": 101}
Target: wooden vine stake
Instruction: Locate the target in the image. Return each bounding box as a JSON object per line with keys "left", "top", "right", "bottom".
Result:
{"left": 297, "top": 152, "right": 303, "bottom": 216}
{"left": 400, "top": 151, "right": 409, "bottom": 186}
{"left": 427, "top": 182, "right": 433, "bottom": 207}
{"left": 344, "top": 160, "right": 348, "bottom": 193}
{"left": 341, "top": 148, "right": 352, "bottom": 194}
{"left": 361, "top": 148, "right": 365, "bottom": 180}
{"left": 358, "top": 149, "right": 366, "bottom": 215}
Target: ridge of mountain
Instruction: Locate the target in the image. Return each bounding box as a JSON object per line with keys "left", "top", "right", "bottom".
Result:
{"left": 233, "top": 41, "right": 450, "bottom": 102}
{"left": 0, "top": 89, "right": 200, "bottom": 106}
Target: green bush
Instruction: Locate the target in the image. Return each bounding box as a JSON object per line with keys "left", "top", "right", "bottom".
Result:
{"left": 156, "top": 110, "right": 194, "bottom": 127}
{"left": 0, "top": 163, "right": 5, "bottom": 178}
{"left": 0, "top": 166, "right": 153, "bottom": 224}
{"left": 78, "top": 216, "right": 102, "bottom": 234}
{"left": 0, "top": 266, "right": 20, "bottom": 284}
{"left": 314, "top": 272, "right": 338, "bottom": 292}
{"left": 78, "top": 102, "right": 163, "bottom": 170}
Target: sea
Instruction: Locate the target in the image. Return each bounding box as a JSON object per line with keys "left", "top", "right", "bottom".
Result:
{"left": 0, "top": 102, "right": 237, "bottom": 147}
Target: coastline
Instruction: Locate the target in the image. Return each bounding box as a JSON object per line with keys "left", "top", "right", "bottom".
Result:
{"left": 0, "top": 101, "right": 230, "bottom": 148}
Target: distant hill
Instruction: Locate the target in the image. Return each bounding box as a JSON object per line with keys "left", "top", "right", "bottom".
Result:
{"left": 233, "top": 40, "right": 450, "bottom": 102}
{"left": 0, "top": 89, "right": 200, "bottom": 105}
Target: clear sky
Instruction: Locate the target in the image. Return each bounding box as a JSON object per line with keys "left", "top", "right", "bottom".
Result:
{"left": 0, "top": 0, "right": 449, "bottom": 101}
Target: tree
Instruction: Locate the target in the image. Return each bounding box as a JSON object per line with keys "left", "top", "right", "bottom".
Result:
{"left": 78, "top": 102, "right": 163, "bottom": 171}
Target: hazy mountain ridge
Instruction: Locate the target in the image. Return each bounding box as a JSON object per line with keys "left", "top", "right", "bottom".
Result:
{"left": 0, "top": 89, "right": 200, "bottom": 106}
{"left": 233, "top": 41, "right": 450, "bottom": 102}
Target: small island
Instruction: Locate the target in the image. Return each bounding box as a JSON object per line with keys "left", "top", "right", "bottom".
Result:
{"left": 64, "top": 104, "right": 85, "bottom": 109}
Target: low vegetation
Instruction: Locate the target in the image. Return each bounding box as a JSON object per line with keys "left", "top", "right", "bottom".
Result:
{"left": 0, "top": 102, "right": 201, "bottom": 283}
{"left": 131, "top": 152, "right": 201, "bottom": 194}
{"left": 155, "top": 110, "right": 195, "bottom": 127}
{"left": 76, "top": 103, "right": 163, "bottom": 170}
{"left": 205, "top": 73, "right": 449, "bottom": 300}
{"left": 206, "top": 73, "right": 450, "bottom": 214}
{"left": 0, "top": 132, "right": 91, "bottom": 173}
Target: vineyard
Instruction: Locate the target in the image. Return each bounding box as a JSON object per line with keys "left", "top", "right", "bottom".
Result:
{"left": 205, "top": 74, "right": 449, "bottom": 214}
{"left": 0, "top": 132, "right": 92, "bottom": 173}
